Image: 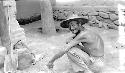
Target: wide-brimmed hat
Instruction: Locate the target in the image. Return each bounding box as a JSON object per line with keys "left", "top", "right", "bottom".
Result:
{"left": 60, "top": 14, "right": 88, "bottom": 28}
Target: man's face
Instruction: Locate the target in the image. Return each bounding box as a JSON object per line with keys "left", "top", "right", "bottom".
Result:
{"left": 69, "top": 21, "right": 79, "bottom": 34}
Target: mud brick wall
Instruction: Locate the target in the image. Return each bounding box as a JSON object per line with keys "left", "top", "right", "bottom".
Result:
{"left": 53, "top": 6, "right": 119, "bottom": 30}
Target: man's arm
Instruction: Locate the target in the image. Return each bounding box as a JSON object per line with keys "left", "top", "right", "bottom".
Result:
{"left": 66, "top": 33, "right": 76, "bottom": 44}
{"left": 47, "top": 40, "right": 82, "bottom": 69}
{"left": 48, "top": 41, "right": 78, "bottom": 63}
{"left": 48, "top": 50, "right": 67, "bottom": 63}
{"left": 47, "top": 47, "right": 70, "bottom": 69}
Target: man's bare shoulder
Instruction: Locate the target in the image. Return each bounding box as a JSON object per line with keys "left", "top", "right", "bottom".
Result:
{"left": 79, "top": 30, "right": 98, "bottom": 37}
{"left": 77, "top": 30, "right": 102, "bottom": 41}
{"left": 73, "top": 30, "right": 92, "bottom": 41}
{"left": 85, "top": 30, "right": 102, "bottom": 38}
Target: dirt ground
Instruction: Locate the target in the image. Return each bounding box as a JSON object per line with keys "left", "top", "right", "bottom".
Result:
{"left": 14, "top": 21, "right": 123, "bottom": 73}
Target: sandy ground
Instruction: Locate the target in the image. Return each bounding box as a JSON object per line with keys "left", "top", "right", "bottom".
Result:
{"left": 16, "top": 21, "right": 122, "bottom": 73}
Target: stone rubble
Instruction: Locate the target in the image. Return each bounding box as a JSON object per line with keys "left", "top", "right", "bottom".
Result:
{"left": 109, "top": 13, "right": 118, "bottom": 21}
{"left": 114, "top": 20, "right": 119, "bottom": 26}
{"left": 99, "top": 11, "right": 109, "bottom": 19}
{"left": 53, "top": 7, "right": 119, "bottom": 30}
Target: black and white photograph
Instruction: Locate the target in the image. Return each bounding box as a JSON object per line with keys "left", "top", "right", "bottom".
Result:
{"left": 0, "top": 0, "right": 125, "bottom": 73}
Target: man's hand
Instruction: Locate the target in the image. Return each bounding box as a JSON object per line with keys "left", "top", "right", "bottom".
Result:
{"left": 47, "top": 62, "right": 54, "bottom": 69}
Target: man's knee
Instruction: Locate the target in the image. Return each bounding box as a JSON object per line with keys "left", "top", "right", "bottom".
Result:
{"left": 70, "top": 47, "right": 90, "bottom": 60}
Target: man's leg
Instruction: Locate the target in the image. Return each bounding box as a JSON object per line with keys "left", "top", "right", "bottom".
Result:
{"left": 67, "top": 47, "right": 93, "bottom": 73}
{"left": 89, "top": 57, "right": 104, "bottom": 73}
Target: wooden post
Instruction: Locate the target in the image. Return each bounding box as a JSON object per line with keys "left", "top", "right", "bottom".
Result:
{"left": 40, "top": 0, "right": 56, "bottom": 35}
{"left": 0, "top": 1, "right": 11, "bottom": 54}
{"left": 2, "top": 0, "right": 27, "bottom": 72}
{"left": 3, "top": 0, "right": 27, "bottom": 53}
{"left": 50, "top": 0, "right": 56, "bottom": 6}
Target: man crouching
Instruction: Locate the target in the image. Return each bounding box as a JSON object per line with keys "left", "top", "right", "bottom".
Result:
{"left": 47, "top": 14, "right": 104, "bottom": 73}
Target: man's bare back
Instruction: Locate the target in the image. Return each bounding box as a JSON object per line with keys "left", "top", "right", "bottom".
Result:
{"left": 73, "top": 30, "right": 104, "bottom": 57}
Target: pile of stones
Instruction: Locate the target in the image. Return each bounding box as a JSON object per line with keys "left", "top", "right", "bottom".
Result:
{"left": 53, "top": 7, "right": 119, "bottom": 30}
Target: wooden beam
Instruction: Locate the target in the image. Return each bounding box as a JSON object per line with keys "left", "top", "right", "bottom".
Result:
{"left": 0, "top": 1, "right": 11, "bottom": 54}
{"left": 40, "top": 0, "right": 56, "bottom": 35}
{"left": 2, "top": 0, "right": 27, "bottom": 72}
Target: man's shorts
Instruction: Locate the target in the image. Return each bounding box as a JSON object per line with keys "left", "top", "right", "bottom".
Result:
{"left": 67, "top": 47, "right": 104, "bottom": 72}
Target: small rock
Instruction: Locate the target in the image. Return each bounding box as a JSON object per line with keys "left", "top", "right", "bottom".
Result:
{"left": 88, "top": 22, "right": 93, "bottom": 26}
{"left": 95, "top": 19, "right": 100, "bottom": 24}
{"left": 98, "top": 21, "right": 103, "bottom": 28}
{"left": 106, "top": 11, "right": 111, "bottom": 14}
{"left": 107, "top": 24, "right": 118, "bottom": 30}
{"left": 96, "top": 16, "right": 104, "bottom": 21}
{"left": 78, "top": 11, "right": 88, "bottom": 16}
{"left": 82, "top": 11, "right": 88, "bottom": 16}
{"left": 88, "top": 16, "right": 96, "bottom": 20}
{"left": 103, "top": 19, "right": 113, "bottom": 24}
{"left": 82, "top": 16, "right": 89, "bottom": 19}
{"left": 53, "top": 10, "right": 68, "bottom": 20}
{"left": 115, "top": 11, "right": 118, "bottom": 15}
{"left": 89, "top": 23, "right": 98, "bottom": 27}
{"left": 102, "top": 22, "right": 109, "bottom": 30}
{"left": 109, "top": 13, "right": 118, "bottom": 21}
{"left": 95, "top": 8, "right": 107, "bottom": 12}
{"left": 83, "top": 10, "right": 90, "bottom": 15}
{"left": 89, "top": 16, "right": 97, "bottom": 24}
{"left": 99, "top": 12, "right": 109, "bottom": 18}
{"left": 88, "top": 12, "right": 98, "bottom": 16}
{"left": 114, "top": 20, "right": 119, "bottom": 26}
{"left": 93, "top": 23, "right": 100, "bottom": 27}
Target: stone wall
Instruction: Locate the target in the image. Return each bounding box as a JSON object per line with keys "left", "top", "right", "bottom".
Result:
{"left": 54, "top": 0, "right": 120, "bottom": 30}
{"left": 53, "top": 6, "right": 119, "bottom": 30}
